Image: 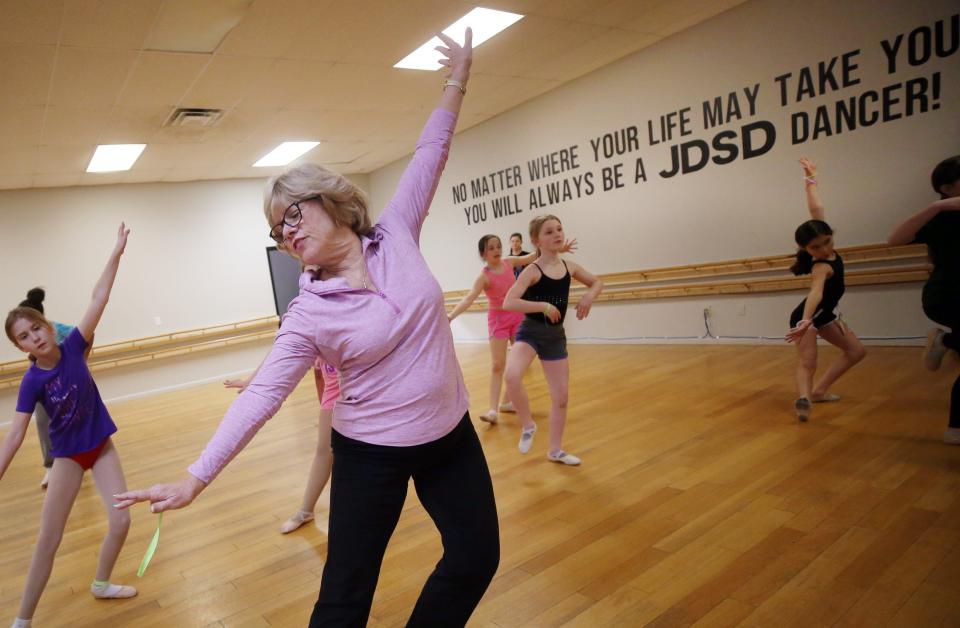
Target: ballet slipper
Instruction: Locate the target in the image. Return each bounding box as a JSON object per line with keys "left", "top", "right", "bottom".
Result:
{"left": 90, "top": 582, "right": 137, "bottom": 599}
{"left": 280, "top": 510, "right": 315, "bottom": 534}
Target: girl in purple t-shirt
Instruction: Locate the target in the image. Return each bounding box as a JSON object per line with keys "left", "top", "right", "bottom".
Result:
{"left": 1, "top": 224, "right": 136, "bottom": 628}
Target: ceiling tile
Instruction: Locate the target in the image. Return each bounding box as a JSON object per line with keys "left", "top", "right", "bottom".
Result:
{"left": 31, "top": 172, "right": 82, "bottom": 188}
{"left": 0, "top": 45, "right": 56, "bottom": 106}
{"left": 43, "top": 106, "right": 111, "bottom": 146}
{"left": 236, "top": 59, "right": 335, "bottom": 109}
{"left": 180, "top": 54, "right": 277, "bottom": 109}
{"left": 197, "top": 106, "right": 275, "bottom": 143}
{"left": 34, "top": 144, "right": 94, "bottom": 174}
{"left": 0, "top": 106, "right": 45, "bottom": 146}
{"left": 534, "top": 29, "right": 659, "bottom": 82}
{"left": 117, "top": 51, "right": 211, "bottom": 107}
{"left": 216, "top": 0, "right": 320, "bottom": 58}
{"left": 60, "top": 0, "right": 162, "bottom": 50}
{"left": 135, "top": 141, "right": 242, "bottom": 171}
{"left": 0, "top": 0, "right": 63, "bottom": 46}
{"left": 0, "top": 173, "right": 35, "bottom": 190}
{"left": 0, "top": 146, "right": 37, "bottom": 175}
{"left": 48, "top": 47, "right": 139, "bottom": 106}
{"left": 250, "top": 109, "right": 379, "bottom": 143}
{"left": 577, "top": 0, "right": 663, "bottom": 30}
{"left": 101, "top": 105, "right": 171, "bottom": 143}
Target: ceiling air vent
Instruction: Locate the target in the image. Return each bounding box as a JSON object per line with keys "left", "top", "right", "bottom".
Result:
{"left": 165, "top": 107, "right": 224, "bottom": 128}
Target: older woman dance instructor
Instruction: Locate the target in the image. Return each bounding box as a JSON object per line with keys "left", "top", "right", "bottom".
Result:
{"left": 115, "top": 29, "right": 499, "bottom": 627}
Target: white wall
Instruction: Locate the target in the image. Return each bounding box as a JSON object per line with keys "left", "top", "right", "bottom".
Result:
{"left": 0, "top": 174, "right": 368, "bottom": 410}
{"left": 369, "top": 0, "right": 959, "bottom": 343}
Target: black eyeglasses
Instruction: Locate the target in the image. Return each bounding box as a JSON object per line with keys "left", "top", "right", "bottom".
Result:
{"left": 269, "top": 195, "right": 321, "bottom": 245}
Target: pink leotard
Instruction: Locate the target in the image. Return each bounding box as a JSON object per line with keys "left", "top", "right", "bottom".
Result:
{"left": 483, "top": 260, "right": 523, "bottom": 339}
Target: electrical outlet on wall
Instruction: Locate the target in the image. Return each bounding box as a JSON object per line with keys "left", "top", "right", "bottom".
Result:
{"left": 154, "top": 316, "right": 162, "bottom": 326}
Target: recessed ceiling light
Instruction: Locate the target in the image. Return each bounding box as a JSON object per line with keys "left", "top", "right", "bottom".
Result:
{"left": 394, "top": 7, "right": 524, "bottom": 71}
{"left": 86, "top": 144, "right": 147, "bottom": 172}
{"left": 253, "top": 141, "right": 320, "bottom": 167}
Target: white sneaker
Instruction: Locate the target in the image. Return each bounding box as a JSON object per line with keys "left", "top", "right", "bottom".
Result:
{"left": 518, "top": 425, "right": 536, "bottom": 454}
{"left": 547, "top": 450, "right": 581, "bottom": 466}
{"left": 479, "top": 410, "right": 498, "bottom": 424}
{"left": 499, "top": 401, "right": 516, "bottom": 413}
{"left": 943, "top": 428, "right": 960, "bottom": 445}
{"left": 40, "top": 470, "right": 50, "bottom": 490}
{"left": 924, "top": 328, "right": 948, "bottom": 371}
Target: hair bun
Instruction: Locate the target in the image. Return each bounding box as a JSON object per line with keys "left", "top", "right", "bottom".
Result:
{"left": 18, "top": 287, "right": 46, "bottom": 313}
{"left": 25, "top": 287, "right": 45, "bottom": 305}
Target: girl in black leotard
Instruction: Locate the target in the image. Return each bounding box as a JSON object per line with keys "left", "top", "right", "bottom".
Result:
{"left": 785, "top": 158, "right": 867, "bottom": 422}
{"left": 889, "top": 155, "right": 960, "bottom": 445}
{"left": 502, "top": 214, "right": 604, "bottom": 465}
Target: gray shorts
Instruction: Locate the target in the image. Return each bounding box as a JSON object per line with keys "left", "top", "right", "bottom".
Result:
{"left": 516, "top": 319, "right": 567, "bottom": 361}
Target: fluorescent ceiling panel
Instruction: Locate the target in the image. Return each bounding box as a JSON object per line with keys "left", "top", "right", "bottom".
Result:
{"left": 86, "top": 144, "right": 147, "bottom": 172}
{"left": 253, "top": 141, "right": 320, "bottom": 167}
{"left": 394, "top": 7, "right": 524, "bottom": 71}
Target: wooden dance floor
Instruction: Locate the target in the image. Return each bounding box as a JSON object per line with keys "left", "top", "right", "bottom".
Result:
{"left": 2, "top": 344, "right": 959, "bottom": 627}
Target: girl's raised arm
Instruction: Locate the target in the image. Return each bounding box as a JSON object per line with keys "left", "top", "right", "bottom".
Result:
{"left": 77, "top": 223, "right": 130, "bottom": 343}
{"left": 799, "top": 157, "right": 825, "bottom": 222}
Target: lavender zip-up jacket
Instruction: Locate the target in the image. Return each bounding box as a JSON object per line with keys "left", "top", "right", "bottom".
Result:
{"left": 188, "top": 109, "right": 468, "bottom": 484}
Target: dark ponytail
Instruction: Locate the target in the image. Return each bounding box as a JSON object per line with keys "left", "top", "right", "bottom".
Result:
{"left": 790, "top": 220, "right": 833, "bottom": 275}
{"left": 19, "top": 287, "right": 46, "bottom": 314}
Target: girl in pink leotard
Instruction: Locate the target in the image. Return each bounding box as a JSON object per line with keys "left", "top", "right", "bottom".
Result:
{"left": 225, "top": 354, "right": 340, "bottom": 534}
{"left": 448, "top": 234, "right": 575, "bottom": 423}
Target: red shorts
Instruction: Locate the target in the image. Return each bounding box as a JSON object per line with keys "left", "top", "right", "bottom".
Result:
{"left": 487, "top": 309, "right": 523, "bottom": 339}
{"left": 67, "top": 437, "right": 110, "bottom": 471}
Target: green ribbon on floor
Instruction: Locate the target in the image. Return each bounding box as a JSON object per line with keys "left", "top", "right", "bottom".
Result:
{"left": 137, "top": 512, "right": 162, "bottom": 577}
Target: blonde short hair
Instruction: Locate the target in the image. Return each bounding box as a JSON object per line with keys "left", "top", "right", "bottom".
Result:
{"left": 264, "top": 164, "right": 372, "bottom": 237}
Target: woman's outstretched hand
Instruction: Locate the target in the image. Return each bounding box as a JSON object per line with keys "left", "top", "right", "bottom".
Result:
{"left": 114, "top": 476, "right": 206, "bottom": 513}
{"left": 436, "top": 27, "right": 473, "bottom": 85}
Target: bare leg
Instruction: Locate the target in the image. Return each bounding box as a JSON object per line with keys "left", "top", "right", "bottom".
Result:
{"left": 504, "top": 342, "right": 538, "bottom": 431}
{"left": 794, "top": 326, "right": 818, "bottom": 400}
{"left": 539, "top": 358, "right": 570, "bottom": 455}
{"left": 794, "top": 326, "right": 818, "bottom": 421}
{"left": 488, "top": 337, "right": 509, "bottom": 411}
{"left": 282, "top": 408, "right": 333, "bottom": 533}
{"left": 300, "top": 408, "right": 334, "bottom": 512}
{"left": 812, "top": 321, "right": 867, "bottom": 398}
{"left": 89, "top": 441, "right": 132, "bottom": 585}
{"left": 17, "top": 457, "right": 84, "bottom": 619}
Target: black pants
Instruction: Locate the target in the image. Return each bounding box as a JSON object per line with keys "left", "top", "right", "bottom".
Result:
{"left": 924, "top": 300, "right": 960, "bottom": 428}
{"left": 309, "top": 413, "right": 500, "bottom": 627}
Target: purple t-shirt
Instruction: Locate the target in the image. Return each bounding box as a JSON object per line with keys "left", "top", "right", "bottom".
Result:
{"left": 16, "top": 328, "right": 116, "bottom": 457}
